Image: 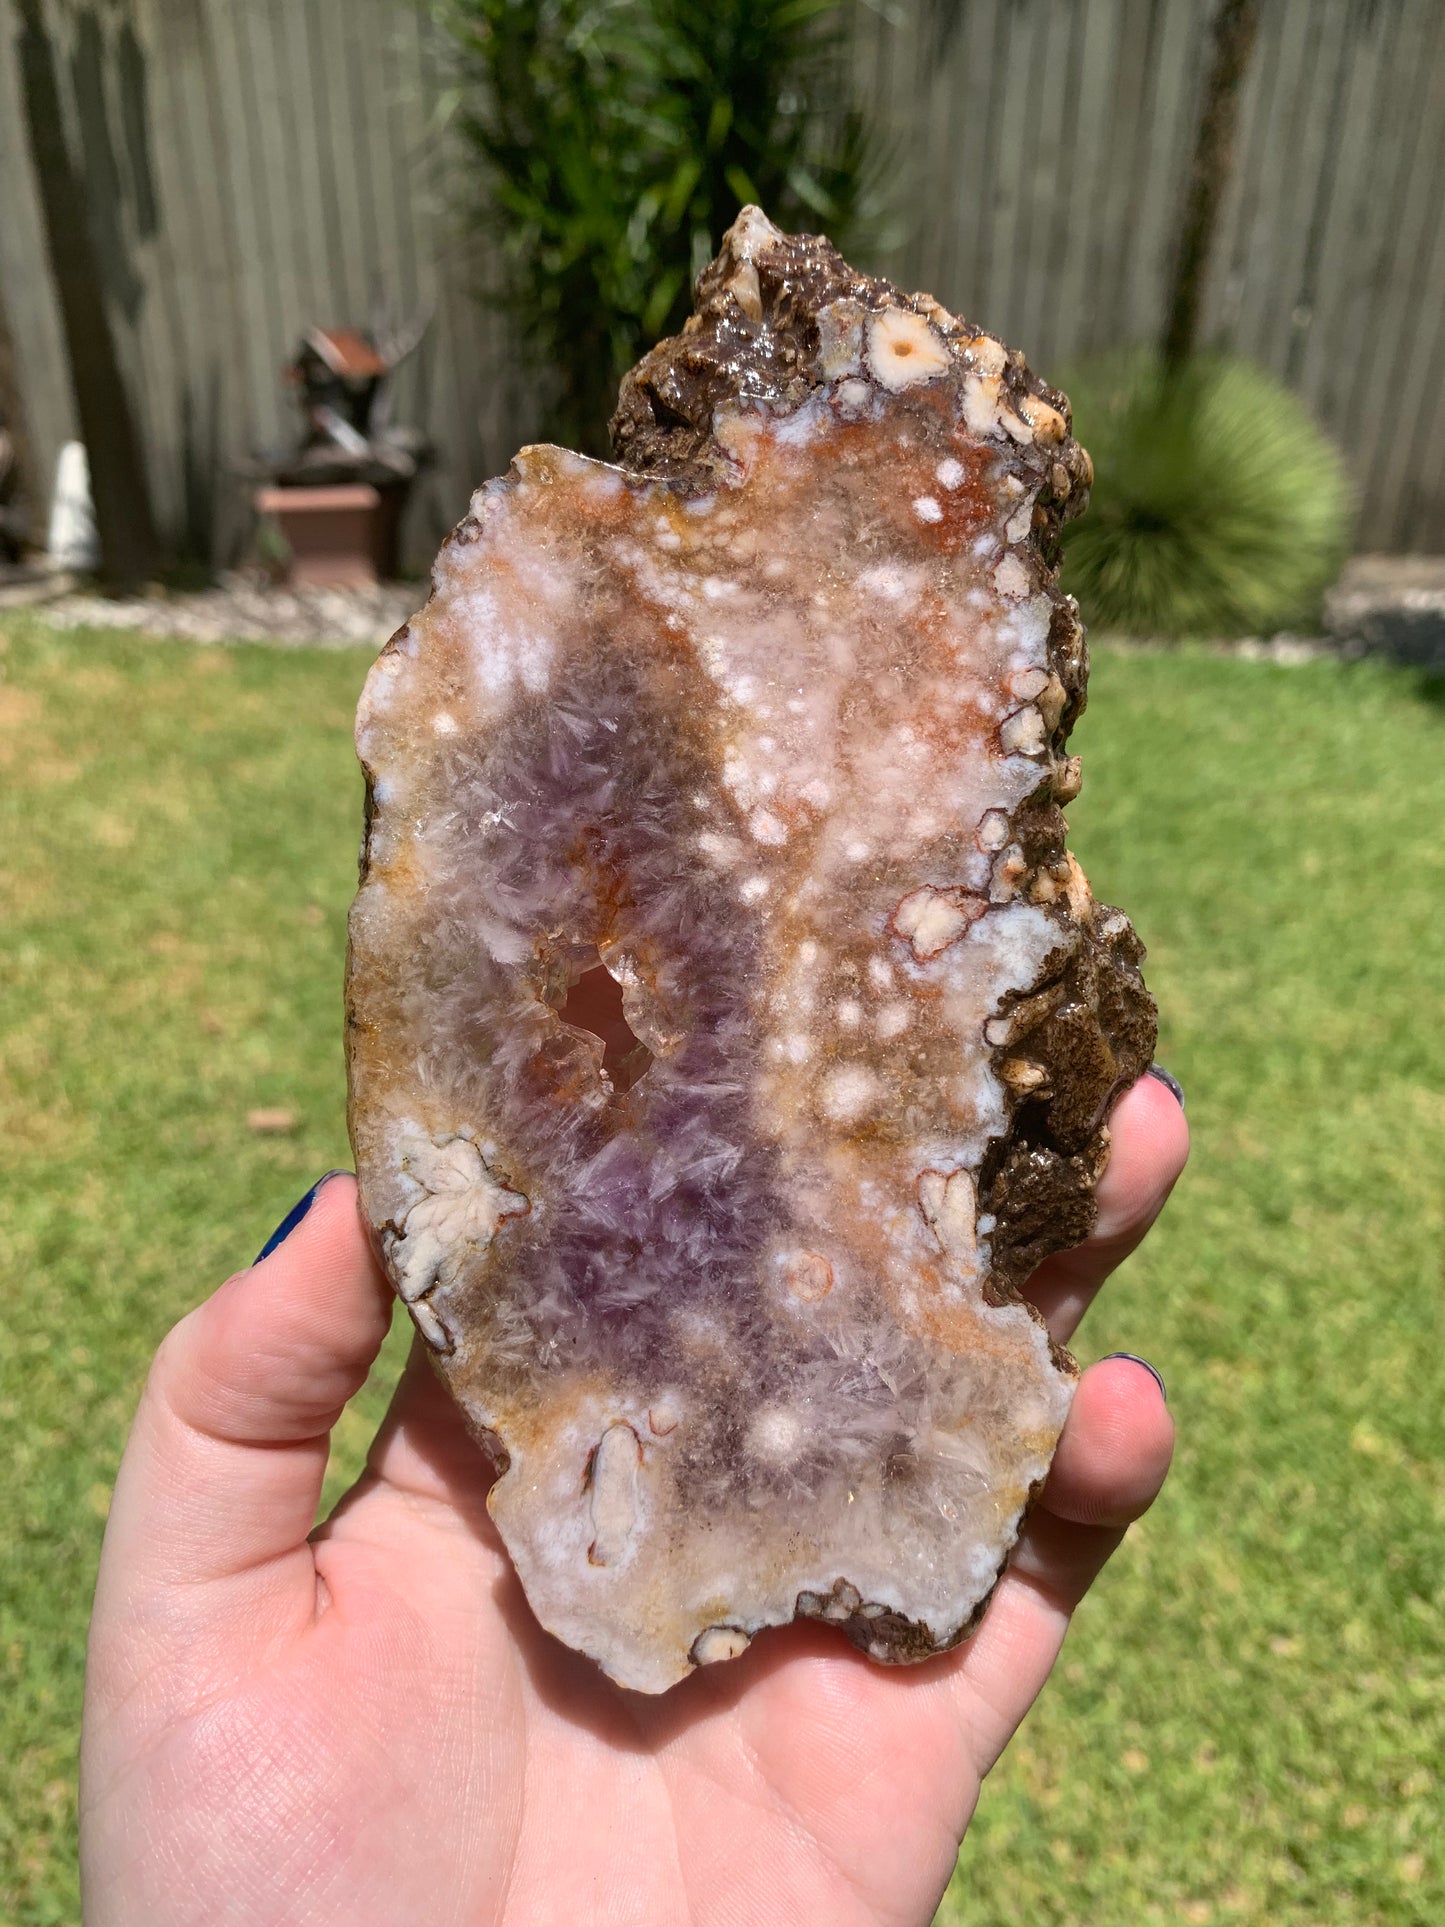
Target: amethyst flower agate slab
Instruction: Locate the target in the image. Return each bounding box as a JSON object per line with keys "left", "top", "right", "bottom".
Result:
{"left": 346, "top": 210, "right": 1156, "bottom": 1693}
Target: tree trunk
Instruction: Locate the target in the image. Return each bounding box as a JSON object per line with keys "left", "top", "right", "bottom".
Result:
{"left": 0, "top": 270, "right": 40, "bottom": 550}
{"left": 14, "top": 0, "right": 161, "bottom": 587}
{"left": 1162, "top": 0, "right": 1261, "bottom": 371}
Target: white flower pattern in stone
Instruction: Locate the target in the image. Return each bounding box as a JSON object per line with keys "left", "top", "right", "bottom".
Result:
{"left": 392, "top": 1135, "right": 528, "bottom": 1303}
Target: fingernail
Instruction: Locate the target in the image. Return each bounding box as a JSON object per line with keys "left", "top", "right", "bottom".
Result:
{"left": 255, "top": 1171, "right": 351, "bottom": 1263}
{"left": 1145, "top": 1063, "right": 1185, "bottom": 1111}
{"left": 1102, "top": 1353, "right": 1167, "bottom": 1403}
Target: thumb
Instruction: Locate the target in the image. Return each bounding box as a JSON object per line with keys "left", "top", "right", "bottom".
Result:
{"left": 97, "top": 1174, "right": 393, "bottom": 1609}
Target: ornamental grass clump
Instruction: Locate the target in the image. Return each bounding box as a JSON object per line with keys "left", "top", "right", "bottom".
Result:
{"left": 1060, "top": 353, "right": 1351, "bottom": 638}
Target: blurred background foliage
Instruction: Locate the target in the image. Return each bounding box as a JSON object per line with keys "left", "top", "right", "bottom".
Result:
{"left": 434, "top": 0, "right": 881, "bottom": 452}
{"left": 1060, "top": 354, "right": 1352, "bottom": 636}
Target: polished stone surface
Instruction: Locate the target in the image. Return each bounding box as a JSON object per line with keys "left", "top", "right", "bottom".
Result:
{"left": 346, "top": 210, "right": 1156, "bottom": 1692}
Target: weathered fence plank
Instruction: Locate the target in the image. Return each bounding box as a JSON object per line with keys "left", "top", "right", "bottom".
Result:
{"left": 0, "top": 2, "right": 73, "bottom": 489}
{"left": 0, "top": 0, "right": 1441, "bottom": 565}
{"left": 1340, "top": 0, "right": 1445, "bottom": 548}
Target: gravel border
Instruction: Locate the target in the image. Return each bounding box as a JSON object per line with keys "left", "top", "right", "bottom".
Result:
{"left": 4, "top": 557, "right": 1443, "bottom": 666}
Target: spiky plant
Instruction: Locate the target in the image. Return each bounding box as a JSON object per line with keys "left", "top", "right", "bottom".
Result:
{"left": 1060, "top": 353, "right": 1352, "bottom": 637}
{"left": 436, "top": 0, "right": 878, "bottom": 455}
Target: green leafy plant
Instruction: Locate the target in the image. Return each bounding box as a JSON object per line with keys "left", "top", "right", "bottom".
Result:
{"left": 1060, "top": 353, "right": 1352, "bottom": 637}
{"left": 436, "top": 0, "right": 878, "bottom": 453}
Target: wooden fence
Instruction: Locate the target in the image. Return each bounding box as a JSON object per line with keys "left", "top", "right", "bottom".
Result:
{"left": 860, "top": 0, "right": 1445, "bottom": 555}
{"left": 1, "top": 0, "right": 1443, "bottom": 567}
{"left": 0, "top": 0, "right": 523, "bottom": 570}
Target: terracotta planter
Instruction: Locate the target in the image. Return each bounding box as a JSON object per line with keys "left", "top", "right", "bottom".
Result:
{"left": 255, "top": 483, "right": 404, "bottom": 587}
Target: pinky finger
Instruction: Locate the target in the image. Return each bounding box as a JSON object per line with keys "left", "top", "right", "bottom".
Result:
{"left": 948, "top": 1355, "right": 1174, "bottom": 1775}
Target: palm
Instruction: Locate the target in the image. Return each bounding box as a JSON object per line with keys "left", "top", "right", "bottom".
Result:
{"left": 82, "top": 1076, "right": 1186, "bottom": 1927}
{"left": 325, "top": 1361, "right": 990, "bottom": 1926}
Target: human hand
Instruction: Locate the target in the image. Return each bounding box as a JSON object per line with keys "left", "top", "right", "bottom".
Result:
{"left": 80, "top": 1071, "right": 1187, "bottom": 1927}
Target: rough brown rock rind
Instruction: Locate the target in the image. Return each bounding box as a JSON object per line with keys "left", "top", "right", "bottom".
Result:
{"left": 346, "top": 208, "right": 1157, "bottom": 1693}
{"left": 612, "top": 207, "right": 1094, "bottom": 559}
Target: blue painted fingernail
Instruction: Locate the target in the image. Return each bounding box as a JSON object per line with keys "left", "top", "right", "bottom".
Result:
{"left": 1145, "top": 1063, "right": 1185, "bottom": 1111}
{"left": 255, "top": 1171, "right": 350, "bottom": 1262}
{"left": 1102, "top": 1353, "right": 1167, "bottom": 1403}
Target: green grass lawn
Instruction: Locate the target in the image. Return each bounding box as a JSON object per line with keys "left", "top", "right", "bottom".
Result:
{"left": 1, "top": 618, "right": 1441, "bottom": 1926}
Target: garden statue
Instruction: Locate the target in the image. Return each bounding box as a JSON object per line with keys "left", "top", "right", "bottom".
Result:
{"left": 273, "top": 321, "right": 429, "bottom": 492}
{"left": 253, "top": 316, "right": 430, "bottom": 587}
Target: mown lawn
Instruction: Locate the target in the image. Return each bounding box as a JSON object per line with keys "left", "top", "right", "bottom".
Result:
{"left": 0, "top": 618, "right": 1441, "bottom": 1926}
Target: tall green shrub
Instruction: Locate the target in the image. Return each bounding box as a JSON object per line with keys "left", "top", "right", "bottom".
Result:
{"left": 1061, "top": 353, "right": 1352, "bottom": 638}
{"left": 437, "top": 0, "right": 876, "bottom": 453}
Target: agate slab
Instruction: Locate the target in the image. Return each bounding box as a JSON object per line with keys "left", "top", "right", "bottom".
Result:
{"left": 346, "top": 209, "right": 1156, "bottom": 1693}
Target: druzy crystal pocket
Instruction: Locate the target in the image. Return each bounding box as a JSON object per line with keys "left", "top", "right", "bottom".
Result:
{"left": 346, "top": 210, "right": 1155, "bottom": 1693}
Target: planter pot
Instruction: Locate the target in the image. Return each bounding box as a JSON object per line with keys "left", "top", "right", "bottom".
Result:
{"left": 255, "top": 483, "right": 404, "bottom": 587}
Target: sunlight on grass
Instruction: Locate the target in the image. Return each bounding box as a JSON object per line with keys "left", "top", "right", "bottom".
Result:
{"left": 941, "top": 647, "right": 1445, "bottom": 1927}
{"left": 1, "top": 619, "right": 1441, "bottom": 1925}
{"left": 0, "top": 622, "right": 407, "bottom": 1923}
